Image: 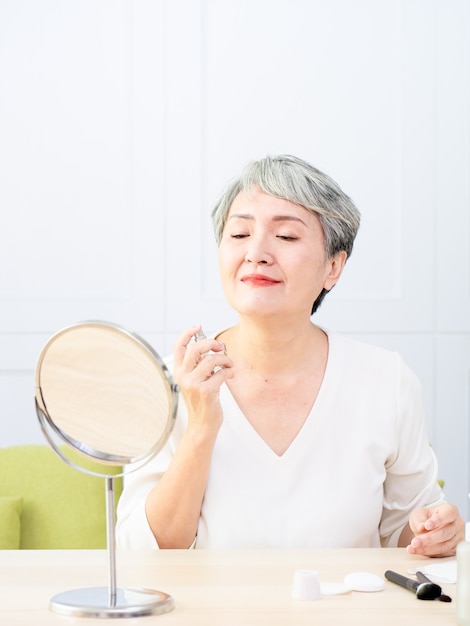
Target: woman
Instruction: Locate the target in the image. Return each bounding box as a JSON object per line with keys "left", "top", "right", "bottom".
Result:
{"left": 116, "top": 154, "right": 463, "bottom": 555}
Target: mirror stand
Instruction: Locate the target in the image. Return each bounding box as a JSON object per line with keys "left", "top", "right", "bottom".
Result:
{"left": 34, "top": 321, "right": 180, "bottom": 619}
{"left": 49, "top": 477, "right": 174, "bottom": 619}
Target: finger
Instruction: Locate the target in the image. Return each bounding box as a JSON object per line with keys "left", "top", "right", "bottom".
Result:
{"left": 412, "top": 523, "right": 454, "bottom": 547}
{"left": 191, "top": 338, "right": 228, "bottom": 368}
{"left": 408, "top": 520, "right": 464, "bottom": 557}
{"left": 409, "top": 507, "right": 432, "bottom": 534}
{"left": 194, "top": 352, "right": 233, "bottom": 380}
{"left": 407, "top": 534, "right": 458, "bottom": 558}
{"left": 422, "top": 504, "right": 458, "bottom": 532}
{"left": 412, "top": 504, "right": 456, "bottom": 535}
{"left": 174, "top": 325, "right": 203, "bottom": 365}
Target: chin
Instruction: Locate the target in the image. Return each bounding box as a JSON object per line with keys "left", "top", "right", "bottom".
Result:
{"left": 234, "top": 302, "right": 287, "bottom": 318}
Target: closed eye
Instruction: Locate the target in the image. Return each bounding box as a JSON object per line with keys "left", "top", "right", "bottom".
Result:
{"left": 277, "top": 235, "right": 298, "bottom": 241}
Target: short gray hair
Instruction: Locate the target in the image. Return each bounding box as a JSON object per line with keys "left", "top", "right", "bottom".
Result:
{"left": 211, "top": 155, "right": 361, "bottom": 313}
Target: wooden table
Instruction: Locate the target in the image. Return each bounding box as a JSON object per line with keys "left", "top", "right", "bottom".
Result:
{"left": 0, "top": 548, "right": 458, "bottom": 625}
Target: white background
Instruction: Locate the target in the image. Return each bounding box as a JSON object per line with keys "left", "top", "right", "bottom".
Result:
{"left": 0, "top": 0, "right": 469, "bottom": 518}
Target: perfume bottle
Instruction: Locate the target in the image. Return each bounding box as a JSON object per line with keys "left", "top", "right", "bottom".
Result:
{"left": 194, "top": 328, "right": 224, "bottom": 372}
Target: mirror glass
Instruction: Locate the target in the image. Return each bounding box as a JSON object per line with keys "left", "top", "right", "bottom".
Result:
{"left": 35, "top": 321, "right": 178, "bottom": 467}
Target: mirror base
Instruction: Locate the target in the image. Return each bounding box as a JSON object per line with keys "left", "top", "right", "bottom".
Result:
{"left": 50, "top": 586, "right": 174, "bottom": 618}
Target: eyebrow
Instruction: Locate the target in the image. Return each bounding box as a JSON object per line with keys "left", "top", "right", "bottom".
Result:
{"left": 228, "top": 213, "right": 308, "bottom": 227}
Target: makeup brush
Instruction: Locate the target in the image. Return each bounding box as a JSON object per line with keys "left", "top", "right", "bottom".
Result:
{"left": 384, "top": 570, "right": 452, "bottom": 602}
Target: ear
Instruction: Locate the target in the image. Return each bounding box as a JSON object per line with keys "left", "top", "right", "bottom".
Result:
{"left": 323, "top": 251, "right": 348, "bottom": 290}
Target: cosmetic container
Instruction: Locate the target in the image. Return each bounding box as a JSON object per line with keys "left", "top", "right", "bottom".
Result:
{"left": 291, "top": 570, "right": 321, "bottom": 601}
{"left": 457, "top": 521, "right": 470, "bottom": 625}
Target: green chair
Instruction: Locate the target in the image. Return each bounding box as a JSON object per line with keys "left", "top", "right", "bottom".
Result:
{"left": 0, "top": 444, "right": 122, "bottom": 549}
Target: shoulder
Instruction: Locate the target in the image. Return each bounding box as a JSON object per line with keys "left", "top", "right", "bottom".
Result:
{"left": 327, "top": 331, "right": 399, "bottom": 363}
{"left": 326, "top": 331, "right": 419, "bottom": 387}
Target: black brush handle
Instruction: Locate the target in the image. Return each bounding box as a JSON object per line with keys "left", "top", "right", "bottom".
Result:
{"left": 416, "top": 571, "right": 434, "bottom": 584}
{"left": 385, "top": 570, "right": 419, "bottom": 593}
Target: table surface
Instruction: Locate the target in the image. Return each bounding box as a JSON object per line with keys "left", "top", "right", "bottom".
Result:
{"left": 0, "top": 548, "right": 458, "bottom": 625}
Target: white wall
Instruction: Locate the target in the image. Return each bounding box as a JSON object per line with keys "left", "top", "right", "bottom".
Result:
{"left": 0, "top": 0, "right": 469, "bottom": 518}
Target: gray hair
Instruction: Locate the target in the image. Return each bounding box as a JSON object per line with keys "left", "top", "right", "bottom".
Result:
{"left": 211, "top": 154, "right": 361, "bottom": 313}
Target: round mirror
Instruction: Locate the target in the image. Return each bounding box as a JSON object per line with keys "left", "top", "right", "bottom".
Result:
{"left": 35, "top": 320, "right": 178, "bottom": 470}
{"left": 34, "top": 321, "right": 179, "bottom": 618}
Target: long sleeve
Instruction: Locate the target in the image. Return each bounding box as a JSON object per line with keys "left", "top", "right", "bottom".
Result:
{"left": 379, "top": 356, "right": 444, "bottom": 546}
{"left": 116, "top": 406, "right": 187, "bottom": 549}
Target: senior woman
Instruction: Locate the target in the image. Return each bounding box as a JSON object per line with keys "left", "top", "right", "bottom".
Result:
{"left": 116, "top": 154, "right": 463, "bottom": 556}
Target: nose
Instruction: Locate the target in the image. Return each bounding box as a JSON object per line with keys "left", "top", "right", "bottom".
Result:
{"left": 244, "top": 235, "right": 272, "bottom": 265}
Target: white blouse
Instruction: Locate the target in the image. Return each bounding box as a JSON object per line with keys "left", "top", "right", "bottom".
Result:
{"left": 116, "top": 333, "right": 444, "bottom": 550}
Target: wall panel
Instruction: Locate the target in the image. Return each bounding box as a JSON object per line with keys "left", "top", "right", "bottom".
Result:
{"left": 0, "top": 0, "right": 168, "bottom": 439}
{"left": 0, "top": 0, "right": 468, "bottom": 521}
{"left": 435, "top": 0, "right": 470, "bottom": 331}
{"left": 435, "top": 336, "right": 470, "bottom": 519}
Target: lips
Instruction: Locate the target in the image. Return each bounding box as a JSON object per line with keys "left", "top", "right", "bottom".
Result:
{"left": 240, "top": 273, "right": 281, "bottom": 286}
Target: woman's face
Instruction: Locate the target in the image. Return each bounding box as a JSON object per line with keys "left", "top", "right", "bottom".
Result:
{"left": 218, "top": 188, "right": 346, "bottom": 319}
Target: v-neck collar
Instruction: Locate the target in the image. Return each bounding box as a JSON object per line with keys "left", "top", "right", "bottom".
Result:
{"left": 219, "top": 331, "right": 343, "bottom": 465}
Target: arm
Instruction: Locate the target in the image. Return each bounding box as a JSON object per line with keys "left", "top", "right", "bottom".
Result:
{"left": 384, "top": 359, "right": 464, "bottom": 556}
{"left": 144, "top": 326, "right": 233, "bottom": 549}
{"left": 380, "top": 356, "right": 448, "bottom": 550}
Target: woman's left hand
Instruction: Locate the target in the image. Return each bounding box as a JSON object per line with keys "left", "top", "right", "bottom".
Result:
{"left": 407, "top": 503, "right": 465, "bottom": 557}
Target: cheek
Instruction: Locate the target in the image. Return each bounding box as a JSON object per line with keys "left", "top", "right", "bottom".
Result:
{"left": 217, "top": 245, "right": 227, "bottom": 270}
{"left": 217, "top": 246, "right": 236, "bottom": 284}
{"left": 218, "top": 241, "right": 240, "bottom": 270}
{"left": 290, "top": 256, "right": 329, "bottom": 293}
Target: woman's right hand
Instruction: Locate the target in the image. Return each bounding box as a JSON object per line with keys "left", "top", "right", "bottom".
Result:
{"left": 173, "top": 325, "right": 234, "bottom": 435}
{"left": 144, "top": 328, "right": 234, "bottom": 548}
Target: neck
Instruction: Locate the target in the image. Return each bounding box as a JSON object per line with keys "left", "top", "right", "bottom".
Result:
{"left": 221, "top": 315, "right": 326, "bottom": 376}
